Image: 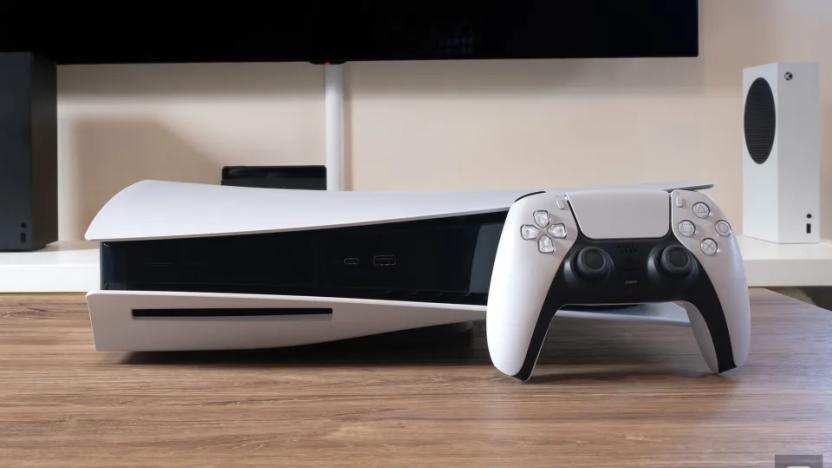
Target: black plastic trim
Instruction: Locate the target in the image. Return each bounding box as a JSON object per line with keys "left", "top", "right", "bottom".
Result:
{"left": 132, "top": 308, "right": 332, "bottom": 318}
{"left": 513, "top": 232, "right": 737, "bottom": 381}
{"left": 514, "top": 191, "right": 546, "bottom": 203}
{"left": 102, "top": 212, "right": 508, "bottom": 306}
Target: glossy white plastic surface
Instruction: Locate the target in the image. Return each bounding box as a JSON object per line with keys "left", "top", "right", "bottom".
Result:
{"left": 85, "top": 180, "right": 713, "bottom": 242}
{"left": 670, "top": 189, "right": 751, "bottom": 371}
{"left": 87, "top": 291, "right": 691, "bottom": 351}
{"left": 486, "top": 192, "right": 579, "bottom": 376}
{"left": 567, "top": 190, "right": 669, "bottom": 239}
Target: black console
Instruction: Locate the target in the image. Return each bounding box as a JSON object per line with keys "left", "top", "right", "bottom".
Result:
{"left": 101, "top": 212, "right": 506, "bottom": 305}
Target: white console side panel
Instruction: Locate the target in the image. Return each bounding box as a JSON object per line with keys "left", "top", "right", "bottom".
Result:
{"left": 85, "top": 180, "right": 712, "bottom": 242}
{"left": 87, "top": 291, "right": 486, "bottom": 351}
{"left": 85, "top": 181, "right": 520, "bottom": 242}
{"left": 87, "top": 291, "right": 692, "bottom": 351}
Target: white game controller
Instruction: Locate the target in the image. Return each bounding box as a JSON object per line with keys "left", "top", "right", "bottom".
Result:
{"left": 487, "top": 189, "right": 750, "bottom": 381}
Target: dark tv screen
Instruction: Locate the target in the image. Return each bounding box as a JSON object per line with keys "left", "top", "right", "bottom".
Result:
{"left": 0, "top": 1, "right": 698, "bottom": 64}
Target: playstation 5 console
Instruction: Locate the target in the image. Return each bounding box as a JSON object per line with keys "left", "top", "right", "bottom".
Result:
{"left": 86, "top": 180, "right": 717, "bottom": 352}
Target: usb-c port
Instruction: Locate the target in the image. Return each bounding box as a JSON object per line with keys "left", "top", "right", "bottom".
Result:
{"left": 373, "top": 254, "right": 397, "bottom": 267}
{"left": 343, "top": 257, "right": 360, "bottom": 266}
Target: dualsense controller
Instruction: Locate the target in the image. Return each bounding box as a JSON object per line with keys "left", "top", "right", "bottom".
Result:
{"left": 487, "top": 189, "right": 750, "bottom": 381}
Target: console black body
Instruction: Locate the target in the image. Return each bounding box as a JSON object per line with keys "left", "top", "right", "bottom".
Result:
{"left": 101, "top": 212, "right": 507, "bottom": 305}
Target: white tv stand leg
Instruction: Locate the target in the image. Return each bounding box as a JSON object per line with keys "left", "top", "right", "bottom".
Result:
{"left": 324, "top": 63, "right": 345, "bottom": 191}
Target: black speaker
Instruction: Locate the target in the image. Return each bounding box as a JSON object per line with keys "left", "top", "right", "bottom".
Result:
{"left": 0, "top": 53, "right": 57, "bottom": 251}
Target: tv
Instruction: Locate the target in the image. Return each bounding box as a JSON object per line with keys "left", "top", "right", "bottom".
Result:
{"left": 0, "top": 1, "right": 698, "bottom": 64}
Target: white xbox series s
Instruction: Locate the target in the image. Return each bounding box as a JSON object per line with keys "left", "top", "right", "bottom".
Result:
{"left": 86, "top": 180, "right": 718, "bottom": 355}
{"left": 488, "top": 189, "right": 750, "bottom": 380}
{"left": 742, "top": 62, "right": 820, "bottom": 243}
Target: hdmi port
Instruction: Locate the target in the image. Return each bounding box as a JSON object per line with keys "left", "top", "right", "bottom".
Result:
{"left": 373, "top": 254, "right": 397, "bottom": 267}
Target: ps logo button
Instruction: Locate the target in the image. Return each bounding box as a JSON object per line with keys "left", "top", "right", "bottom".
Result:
{"left": 700, "top": 238, "right": 718, "bottom": 256}
{"left": 533, "top": 210, "right": 550, "bottom": 227}
{"left": 715, "top": 220, "right": 732, "bottom": 237}
{"left": 520, "top": 224, "right": 540, "bottom": 240}
{"left": 678, "top": 220, "right": 696, "bottom": 237}
{"left": 547, "top": 223, "right": 567, "bottom": 239}
{"left": 538, "top": 236, "right": 555, "bottom": 254}
{"left": 692, "top": 202, "right": 710, "bottom": 219}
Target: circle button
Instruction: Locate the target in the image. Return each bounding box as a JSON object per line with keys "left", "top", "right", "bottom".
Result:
{"left": 700, "top": 238, "right": 718, "bottom": 256}
{"left": 678, "top": 220, "right": 696, "bottom": 237}
{"left": 692, "top": 202, "right": 710, "bottom": 219}
{"left": 715, "top": 220, "right": 732, "bottom": 237}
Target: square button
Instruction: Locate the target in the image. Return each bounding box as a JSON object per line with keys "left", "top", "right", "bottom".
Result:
{"left": 678, "top": 220, "right": 696, "bottom": 237}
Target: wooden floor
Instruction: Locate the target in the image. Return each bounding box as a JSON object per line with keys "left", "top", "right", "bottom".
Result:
{"left": 0, "top": 289, "right": 830, "bottom": 467}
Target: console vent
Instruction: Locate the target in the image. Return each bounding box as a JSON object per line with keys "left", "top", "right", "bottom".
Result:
{"left": 744, "top": 77, "right": 776, "bottom": 165}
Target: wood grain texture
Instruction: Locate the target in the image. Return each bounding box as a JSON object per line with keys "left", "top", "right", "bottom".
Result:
{"left": 0, "top": 289, "right": 830, "bottom": 467}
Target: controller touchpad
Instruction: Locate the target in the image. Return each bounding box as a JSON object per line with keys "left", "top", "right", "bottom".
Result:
{"left": 567, "top": 190, "right": 670, "bottom": 239}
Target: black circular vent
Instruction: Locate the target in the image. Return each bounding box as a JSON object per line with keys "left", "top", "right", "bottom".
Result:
{"left": 744, "top": 78, "right": 776, "bottom": 164}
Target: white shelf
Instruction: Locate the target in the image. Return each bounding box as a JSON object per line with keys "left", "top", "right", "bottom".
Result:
{"left": 738, "top": 235, "right": 832, "bottom": 287}
{"left": 1, "top": 236, "right": 830, "bottom": 293}
{"left": 0, "top": 241, "right": 99, "bottom": 293}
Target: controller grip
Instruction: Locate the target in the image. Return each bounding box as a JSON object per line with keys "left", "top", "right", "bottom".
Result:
{"left": 681, "top": 303, "right": 722, "bottom": 373}
{"left": 681, "top": 293, "right": 750, "bottom": 373}
{"left": 670, "top": 189, "right": 751, "bottom": 373}
{"left": 486, "top": 192, "right": 576, "bottom": 380}
{"left": 487, "top": 240, "right": 560, "bottom": 379}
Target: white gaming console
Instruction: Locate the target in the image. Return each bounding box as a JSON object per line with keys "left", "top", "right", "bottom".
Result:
{"left": 742, "top": 62, "right": 821, "bottom": 243}
{"left": 86, "top": 180, "right": 713, "bottom": 353}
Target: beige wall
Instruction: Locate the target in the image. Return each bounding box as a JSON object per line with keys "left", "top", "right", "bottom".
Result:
{"left": 56, "top": 0, "right": 832, "bottom": 241}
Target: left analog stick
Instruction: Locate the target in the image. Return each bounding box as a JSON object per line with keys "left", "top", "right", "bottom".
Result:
{"left": 575, "top": 247, "right": 612, "bottom": 279}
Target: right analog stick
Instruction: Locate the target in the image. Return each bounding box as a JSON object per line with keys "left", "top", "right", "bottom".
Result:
{"left": 660, "top": 245, "right": 694, "bottom": 277}
{"left": 575, "top": 247, "right": 612, "bottom": 279}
